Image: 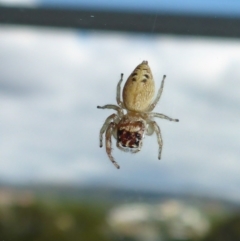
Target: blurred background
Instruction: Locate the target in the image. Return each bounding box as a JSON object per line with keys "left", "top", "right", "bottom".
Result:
{"left": 1, "top": 0, "right": 240, "bottom": 240}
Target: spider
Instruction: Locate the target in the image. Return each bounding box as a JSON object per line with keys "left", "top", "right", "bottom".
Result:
{"left": 97, "top": 60, "right": 179, "bottom": 169}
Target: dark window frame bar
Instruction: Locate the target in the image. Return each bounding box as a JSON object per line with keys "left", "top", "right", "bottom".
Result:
{"left": 1, "top": 6, "right": 240, "bottom": 38}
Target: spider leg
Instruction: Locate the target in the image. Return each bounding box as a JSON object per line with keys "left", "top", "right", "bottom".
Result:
{"left": 151, "top": 121, "right": 163, "bottom": 160}
{"left": 116, "top": 73, "right": 124, "bottom": 107}
{"left": 147, "top": 75, "right": 166, "bottom": 111}
{"left": 99, "top": 114, "right": 117, "bottom": 148}
{"left": 106, "top": 122, "right": 120, "bottom": 169}
{"left": 97, "top": 105, "right": 123, "bottom": 116}
{"left": 149, "top": 112, "right": 179, "bottom": 122}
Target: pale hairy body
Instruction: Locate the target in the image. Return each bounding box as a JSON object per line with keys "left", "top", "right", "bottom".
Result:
{"left": 97, "top": 61, "right": 179, "bottom": 169}
{"left": 123, "top": 62, "right": 155, "bottom": 112}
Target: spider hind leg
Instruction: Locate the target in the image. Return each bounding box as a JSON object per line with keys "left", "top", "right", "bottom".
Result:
{"left": 147, "top": 121, "right": 163, "bottom": 160}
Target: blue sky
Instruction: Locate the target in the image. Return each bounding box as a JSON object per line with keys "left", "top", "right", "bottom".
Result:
{"left": 1, "top": 0, "right": 240, "bottom": 17}
{"left": 0, "top": 25, "right": 240, "bottom": 202}
{"left": 41, "top": 0, "right": 240, "bottom": 17}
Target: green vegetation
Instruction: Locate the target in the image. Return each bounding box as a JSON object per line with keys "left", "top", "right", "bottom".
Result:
{"left": 201, "top": 215, "right": 240, "bottom": 241}
{"left": 0, "top": 201, "right": 111, "bottom": 241}
{"left": 0, "top": 187, "right": 239, "bottom": 241}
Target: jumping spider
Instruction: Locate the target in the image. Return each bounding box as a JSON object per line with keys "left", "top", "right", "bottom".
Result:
{"left": 97, "top": 60, "right": 179, "bottom": 169}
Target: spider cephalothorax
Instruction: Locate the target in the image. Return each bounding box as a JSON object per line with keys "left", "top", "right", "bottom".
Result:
{"left": 117, "top": 114, "right": 145, "bottom": 151}
{"left": 97, "top": 60, "right": 179, "bottom": 169}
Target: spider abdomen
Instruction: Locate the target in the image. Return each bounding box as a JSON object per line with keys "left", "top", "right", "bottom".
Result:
{"left": 123, "top": 61, "right": 155, "bottom": 112}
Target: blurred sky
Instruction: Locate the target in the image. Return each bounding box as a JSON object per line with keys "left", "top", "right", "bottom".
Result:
{"left": 0, "top": 24, "right": 240, "bottom": 202}
{"left": 2, "top": 0, "right": 240, "bottom": 17}
{"left": 1, "top": 0, "right": 240, "bottom": 203}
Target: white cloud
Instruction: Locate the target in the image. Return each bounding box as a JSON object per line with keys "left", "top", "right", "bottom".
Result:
{"left": 0, "top": 25, "right": 240, "bottom": 201}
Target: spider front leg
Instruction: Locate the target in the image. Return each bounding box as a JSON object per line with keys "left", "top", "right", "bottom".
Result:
{"left": 99, "top": 113, "right": 117, "bottom": 147}
{"left": 105, "top": 122, "right": 120, "bottom": 169}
